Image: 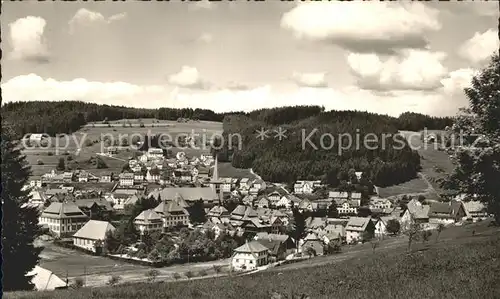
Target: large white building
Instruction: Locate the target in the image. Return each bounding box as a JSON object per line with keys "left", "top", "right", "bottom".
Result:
{"left": 231, "top": 241, "right": 269, "bottom": 271}
{"left": 39, "top": 202, "right": 89, "bottom": 237}
{"left": 73, "top": 220, "right": 115, "bottom": 253}
{"left": 134, "top": 209, "right": 164, "bottom": 234}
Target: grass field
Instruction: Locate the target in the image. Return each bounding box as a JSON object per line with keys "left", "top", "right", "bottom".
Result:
{"left": 377, "top": 130, "right": 456, "bottom": 199}
{"left": 8, "top": 221, "right": 500, "bottom": 299}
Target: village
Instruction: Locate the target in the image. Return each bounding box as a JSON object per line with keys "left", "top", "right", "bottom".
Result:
{"left": 23, "top": 139, "right": 491, "bottom": 290}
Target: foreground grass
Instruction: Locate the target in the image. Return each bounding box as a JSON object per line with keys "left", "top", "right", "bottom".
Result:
{"left": 8, "top": 230, "right": 500, "bottom": 299}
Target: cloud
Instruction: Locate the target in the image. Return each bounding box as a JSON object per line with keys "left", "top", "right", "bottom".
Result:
{"left": 8, "top": 16, "right": 49, "bottom": 63}
{"left": 280, "top": 2, "right": 441, "bottom": 54}
{"left": 168, "top": 66, "right": 210, "bottom": 89}
{"left": 436, "top": 1, "right": 499, "bottom": 17}
{"left": 2, "top": 73, "right": 474, "bottom": 117}
{"left": 458, "top": 29, "right": 499, "bottom": 65}
{"left": 441, "top": 68, "right": 477, "bottom": 95}
{"left": 292, "top": 72, "right": 328, "bottom": 88}
{"left": 347, "top": 50, "right": 448, "bottom": 91}
{"left": 68, "top": 9, "right": 127, "bottom": 33}
{"left": 222, "top": 82, "right": 253, "bottom": 91}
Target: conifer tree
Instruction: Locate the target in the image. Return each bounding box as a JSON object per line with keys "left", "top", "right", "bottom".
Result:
{"left": 1, "top": 125, "right": 43, "bottom": 291}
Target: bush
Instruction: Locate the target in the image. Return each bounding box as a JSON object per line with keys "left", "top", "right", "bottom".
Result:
{"left": 145, "top": 269, "right": 160, "bottom": 283}
{"left": 172, "top": 272, "right": 181, "bottom": 280}
{"left": 107, "top": 275, "right": 121, "bottom": 286}
{"left": 37, "top": 159, "right": 44, "bottom": 165}
{"left": 73, "top": 277, "right": 84, "bottom": 289}
{"left": 47, "top": 152, "right": 54, "bottom": 156}
{"left": 212, "top": 265, "right": 223, "bottom": 273}
{"left": 184, "top": 271, "right": 194, "bottom": 279}
{"left": 198, "top": 270, "right": 208, "bottom": 277}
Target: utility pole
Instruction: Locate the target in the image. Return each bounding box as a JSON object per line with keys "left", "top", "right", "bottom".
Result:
{"left": 84, "top": 266, "right": 87, "bottom": 287}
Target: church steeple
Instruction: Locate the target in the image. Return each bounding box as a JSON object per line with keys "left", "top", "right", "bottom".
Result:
{"left": 212, "top": 154, "right": 219, "bottom": 181}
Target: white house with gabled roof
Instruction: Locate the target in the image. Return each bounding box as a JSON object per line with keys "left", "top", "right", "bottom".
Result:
{"left": 231, "top": 240, "right": 269, "bottom": 271}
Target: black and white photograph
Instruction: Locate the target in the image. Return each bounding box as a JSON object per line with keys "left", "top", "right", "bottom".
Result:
{"left": 1, "top": 0, "right": 500, "bottom": 298}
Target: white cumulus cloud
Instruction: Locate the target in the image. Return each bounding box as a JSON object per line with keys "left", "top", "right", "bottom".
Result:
{"left": 292, "top": 72, "right": 328, "bottom": 88}
{"left": 458, "top": 29, "right": 499, "bottom": 65}
{"left": 8, "top": 16, "right": 49, "bottom": 63}
{"left": 281, "top": 2, "right": 441, "bottom": 54}
{"left": 347, "top": 50, "right": 448, "bottom": 91}
{"left": 68, "top": 9, "right": 127, "bottom": 33}
{"left": 168, "top": 66, "right": 209, "bottom": 89}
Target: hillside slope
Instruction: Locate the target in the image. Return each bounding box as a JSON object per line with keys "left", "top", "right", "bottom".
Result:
{"left": 7, "top": 223, "right": 500, "bottom": 299}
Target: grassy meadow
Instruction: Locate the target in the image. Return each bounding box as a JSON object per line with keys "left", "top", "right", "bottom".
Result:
{"left": 7, "top": 222, "right": 500, "bottom": 299}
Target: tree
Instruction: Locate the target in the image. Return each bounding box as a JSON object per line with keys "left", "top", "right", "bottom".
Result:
{"left": 1, "top": 127, "right": 43, "bottom": 291}
{"left": 188, "top": 199, "right": 207, "bottom": 224}
{"left": 327, "top": 200, "right": 339, "bottom": 218}
{"left": 145, "top": 269, "right": 160, "bottom": 283}
{"left": 436, "top": 223, "right": 445, "bottom": 242}
{"left": 405, "top": 223, "right": 421, "bottom": 252}
{"left": 289, "top": 208, "right": 306, "bottom": 249}
{"left": 443, "top": 53, "right": 500, "bottom": 224}
{"left": 386, "top": 219, "right": 401, "bottom": 236}
{"left": 73, "top": 277, "right": 84, "bottom": 289}
{"left": 371, "top": 239, "right": 379, "bottom": 254}
{"left": 172, "top": 272, "right": 181, "bottom": 280}
{"left": 185, "top": 271, "right": 194, "bottom": 280}
{"left": 421, "top": 230, "right": 432, "bottom": 245}
{"left": 96, "top": 157, "right": 108, "bottom": 169}
{"left": 56, "top": 157, "right": 66, "bottom": 171}
{"left": 107, "top": 275, "right": 121, "bottom": 286}
{"left": 304, "top": 246, "right": 316, "bottom": 258}
{"left": 213, "top": 265, "right": 223, "bottom": 274}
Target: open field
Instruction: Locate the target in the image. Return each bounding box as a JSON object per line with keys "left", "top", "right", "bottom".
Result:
{"left": 377, "top": 130, "right": 456, "bottom": 198}
{"left": 217, "top": 162, "right": 259, "bottom": 179}
{"left": 9, "top": 221, "right": 500, "bottom": 299}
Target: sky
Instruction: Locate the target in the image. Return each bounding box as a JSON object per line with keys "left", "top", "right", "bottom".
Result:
{"left": 1, "top": 1, "right": 499, "bottom": 117}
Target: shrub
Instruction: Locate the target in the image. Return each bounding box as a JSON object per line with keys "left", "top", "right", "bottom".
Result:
{"left": 145, "top": 269, "right": 160, "bottom": 283}
{"left": 37, "top": 159, "right": 44, "bottom": 165}
{"left": 73, "top": 277, "right": 84, "bottom": 289}
{"left": 47, "top": 152, "right": 54, "bottom": 156}
{"left": 172, "top": 272, "right": 181, "bottom": 280}
{"left": 198, "top": 270, "right": 207, "bottom": 277}
{"left": 107, "top": 275, "right": 121, "bottom": 286}
{"left": 386, "top": 219, "right": 401, "bottom": 235}
{"left": 185, "top": 271, "right": 194, "bottom": 279}
{"left": 212, "top": 265, "right": 223, "bottom": 273}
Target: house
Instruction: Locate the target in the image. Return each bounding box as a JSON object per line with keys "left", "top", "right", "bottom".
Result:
{"left": 256, "top": 196, "right": 270, "bottom": 209}
{"left": 197, "top": 166, "right": 210, "bottom": 180}
{"left": 27, "top": 266, "right": 67, "bottom": 291}
{"left": 28, "top": 133, "right": 48, "bottom": 144}
{"left": 108, "top": 189, "right": 138, "bottom": 207}
{"left": 400, "top": 199, "right": 430, "bottom": 231}
{"left": 106, "top": 147, "right": 118, "bottom": 155}
{"left": 73, "top": 220, "right": 115, "bottom": 253}
{"left": 428, "top": 201, "right": 467, "bottom": 225}
{"left": 231, "top": 241, "right": 269, "bottom": 271}
{"left": 305, "top": 217, "right": 327, "bottom": 231}
{"left": 100, "top": 173, "right": 113, "bottom": 183}
{"left": 30, "top": 176, "right": 43, "bottom": 188}
{"left": 355, "top": 172, "right": 363, "bottom": 180}
{"left": 78, "top": 171, "right": 89, "bottom": 183}
{"left": 256, "top": 238, "right": 287, "bottom": 261}
{"left": 294, "top": 180, "right": 321, "bottom": 194}
{"left": 336, "top": 200, "right": 360, "bottom": 216}
{"left": 39, "top": 202, "right": 89, "bottom": 237}
{"left": 300, "top": 233, "right": 324, "bottom": 256}
{"left": 251, "top": 179, "right": 266, "bottom": 191}
{"left": 270, "top": 216, "right": 284, "bottom": 234}
{"left": 133, "top": 172, "right": 144, "bottom": 183}
{"left": 318, "top": 224, "right": 345, "bottom": 243}
{"left": 207, "top": 205, "right": 230, "bottom": 219}
{"left": 74, "top": 198, "right": 113, "bottom": 219}
{"left": 370, "top": 197, "right": 392, "bottom": 210}
{"left": 173, "top": 169, "right": 192, "bottom": 182}
{"left": 254, "top": 232, "right": 296, "bottom": 251}
{"left": 134, "top": 209, "right": 163, "bottom": 234}
{"left": 463, "top": 201, "right": 488, "bottom": 222}
{"left": 147, "top": 147, "right": 164, "bottom": 158}
{"left": 63, "top": 172, "right": 74, "bottom": 183}
{"left": 374, "top": 217, "right": 395, "bottom": 237}
{"left": 345, "top": 217, "right": 375, "bottom": 244}
{"left": 328, "top": 191, "right": 349, "bottom": 201}
{"left": 146, "top": 168, "right": 161, "bottom": 182}
{"left": 242, "top": 194, "right": 256, "bottom": 206}
{"left": 147, "top": 187, "right": 218, "bottom": 204}
{"left": 239, "top": 178, "right": 251, "bottom": 190}
{"left": 221, "top": 178, "right": 237, "bottom": 193}
{"left": 154, "top": 200, "right": 190, "bottom": 228}
{"left": 119, "top": 172, "right": 134, "bottom": 186}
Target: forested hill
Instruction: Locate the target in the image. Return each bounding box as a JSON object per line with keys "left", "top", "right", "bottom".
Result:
{"left": 1, "top": 101, "right": 452, "bottom": 140}
{"left": 216, "top": 106, "right": 439, "bottom": 187}
{"left": 1, "top": 101, "right": 239, "bottom": 138}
